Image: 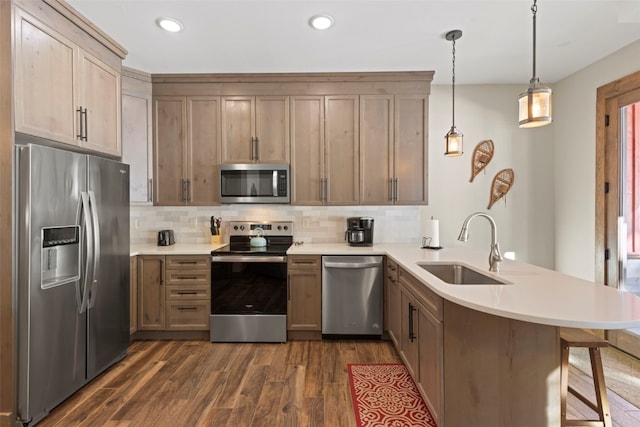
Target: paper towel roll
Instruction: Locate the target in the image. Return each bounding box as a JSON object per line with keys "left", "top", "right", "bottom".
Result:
{"left": 426, "top": 219, "right": 440, "bottom": 247}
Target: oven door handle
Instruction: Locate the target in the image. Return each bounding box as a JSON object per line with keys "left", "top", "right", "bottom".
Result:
{"left": 211, "top": 255, "right": 287, "bottom": 263}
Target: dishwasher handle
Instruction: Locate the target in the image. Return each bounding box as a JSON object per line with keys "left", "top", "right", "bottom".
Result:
{"left": 323, "top": 261, "right": 381, "bottom": 269}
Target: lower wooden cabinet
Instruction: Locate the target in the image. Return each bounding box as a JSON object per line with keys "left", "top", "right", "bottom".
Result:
{"left": 397, "top": 267, "right": 443, "bottom": 427}
{"left": 287, "top": 255, "right": 322, "bottom": 337}
{"left": 137, "top": 255, "right": 165, "bottom": 330}
{"left": 137, "top": 254, "right": 210, "bottom": 331}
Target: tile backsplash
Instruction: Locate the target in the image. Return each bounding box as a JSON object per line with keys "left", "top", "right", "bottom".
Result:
{"left": 130, "top": 205, "right": 422, "bottom": 245}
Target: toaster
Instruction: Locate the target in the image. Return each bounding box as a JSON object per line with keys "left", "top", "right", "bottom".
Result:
{"left": 157, "top": 230, "right": 175, "bottom": 246}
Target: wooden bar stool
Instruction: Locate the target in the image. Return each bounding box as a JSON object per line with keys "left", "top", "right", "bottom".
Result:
{"left": 560, "top": 328, "right": 612, "bottom": 427}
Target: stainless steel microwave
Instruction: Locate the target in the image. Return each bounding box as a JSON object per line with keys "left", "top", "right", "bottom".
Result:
{"left": 219, "top": 163, "right": 290, "bottom": 204}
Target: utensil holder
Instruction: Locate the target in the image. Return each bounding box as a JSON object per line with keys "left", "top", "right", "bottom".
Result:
{"left": 210, "top": 235, "right": 222, "bottom": 244}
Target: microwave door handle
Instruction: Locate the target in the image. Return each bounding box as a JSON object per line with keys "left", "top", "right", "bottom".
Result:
{"left": 273, "top": 171, "right": 278, "bottom": 197}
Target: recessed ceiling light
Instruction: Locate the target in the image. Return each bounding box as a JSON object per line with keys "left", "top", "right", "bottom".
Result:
{"left": 309, "top": 15, "right": 334, "bottom": 30}
{"left": 156, "top": 17, "right": 183, "bottom": 33}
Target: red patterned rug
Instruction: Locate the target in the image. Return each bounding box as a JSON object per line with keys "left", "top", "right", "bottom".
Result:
{"left": 348, "top": 363, "right": 437, "bottom": 427}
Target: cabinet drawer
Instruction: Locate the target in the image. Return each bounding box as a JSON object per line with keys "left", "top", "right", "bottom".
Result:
{"left": 166, "top": 300, "right": 210, "bottom": 330}
{"left": 166, "top": 269, "right": 210, "bottom": 285}
{"left": 399, "top": 267, "right": 443, "bottom": 320}
{"left": 288, "top": 255, "right": 321, "bottom": 270}
{"left": 166, "top": 285, "right": 210, "bottom": 300}
{"left": 166, "top": 255, "right": 210, "bottom": 269}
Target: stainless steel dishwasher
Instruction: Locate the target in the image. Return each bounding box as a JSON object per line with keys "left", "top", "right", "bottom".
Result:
{"left": 322, "top": 255, "right": 383, "bottom": 337}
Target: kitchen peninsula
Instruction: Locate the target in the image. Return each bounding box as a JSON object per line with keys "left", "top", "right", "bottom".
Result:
{"left": 288, "top": 243, "right": 640, "bottom": 426}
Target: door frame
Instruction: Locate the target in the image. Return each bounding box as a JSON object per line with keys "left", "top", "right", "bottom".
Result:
{"left": 596, "top": 69, "right": 640, "bottom": 284}
{"left": 596, "top": 69, "right": 640, "bottom": 355}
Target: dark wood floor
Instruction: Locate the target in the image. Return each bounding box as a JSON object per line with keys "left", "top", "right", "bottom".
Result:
{"left": 39, "top": 339, "right": 400, "bottom": 427}
{"left": 38, "top": 339, "right": 640, "bottom": 427}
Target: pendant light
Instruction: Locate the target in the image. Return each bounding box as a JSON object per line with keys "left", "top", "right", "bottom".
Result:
{"left": 518, "top": 0, "right": 552, "bottom": 128}
{"left": 445, "top": 30, "right": 463, "bottom": 157}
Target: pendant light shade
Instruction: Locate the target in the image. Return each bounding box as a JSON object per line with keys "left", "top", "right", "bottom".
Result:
{"left": 445, "top": 126, "right": 463, "bottom": 157}
{"left": 519, "top": 0, "right": 552, "bottom": 128}
{"left": 445, "top": 29, "right": 463, "bottom": 157}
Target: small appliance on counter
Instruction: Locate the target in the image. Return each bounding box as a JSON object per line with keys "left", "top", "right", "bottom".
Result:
{"left": 157, "top": 229, "right": 175, "bottom": 246}
{"left": 345, "top": 216, "right": 374, "bottom": 247}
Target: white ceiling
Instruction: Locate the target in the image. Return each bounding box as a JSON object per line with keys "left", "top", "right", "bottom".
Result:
{"left": 67, "top": 0, "right": 640, "bottom": 85}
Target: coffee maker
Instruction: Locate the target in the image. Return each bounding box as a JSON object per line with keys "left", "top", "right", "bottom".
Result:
{"left": 345, "top": 217, "right": 374, "bottom": 247}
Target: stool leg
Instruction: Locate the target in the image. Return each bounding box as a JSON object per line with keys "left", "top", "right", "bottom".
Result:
{"left": 560, "top": 343, "right": 570, "bottom": 427}
{"left": 589, "top": 347, "right": 612, "bottom": 427}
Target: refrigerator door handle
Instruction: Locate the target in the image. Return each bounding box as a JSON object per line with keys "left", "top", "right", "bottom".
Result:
{"left": 80, "top": 192, "right": 94, "bottom": 313}
{"left": 88, "top": 190, "right": 101, "bottom": 309}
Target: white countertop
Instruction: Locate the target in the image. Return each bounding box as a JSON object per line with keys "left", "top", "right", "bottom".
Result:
{"left": 130, "top": 241, "right": 640, "bottom": 329}
{"left": 288, "top": 242, "right": 640, "bottom": 329}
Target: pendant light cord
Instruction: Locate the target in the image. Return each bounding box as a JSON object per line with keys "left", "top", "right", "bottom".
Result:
{"left": 531, "top": 0, "right": 537, "bottom": 81}
{"left": 451, "top": 36, "right": 456, "bottom": 127}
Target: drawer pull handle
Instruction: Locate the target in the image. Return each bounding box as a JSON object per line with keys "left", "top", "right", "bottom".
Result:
{"left": 177, "top": 306, "right": 198, "bottom": 311}
{"left": 177, "top": 261, "right": 198, "bottom": 264}
{"left": 177, "top": 291, "right": 198, "bottom": 295}
{"left": 295, "top": 260, "right": 315, "bottom": 264}
{"left": 177, "top": 276, "right": 198, "bottom": 280}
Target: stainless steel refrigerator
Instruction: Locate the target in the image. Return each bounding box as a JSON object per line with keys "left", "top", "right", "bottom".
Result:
{"left": 15, "top": 141, "right": 130, "bottom": 426}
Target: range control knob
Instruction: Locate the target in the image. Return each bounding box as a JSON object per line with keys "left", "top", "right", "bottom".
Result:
{"left": 283, "top": 225, "right": 289, "bottom": 230}
{"left": 277, "top": 225, "right": 282, "bottom": 230}
{"left": 239, "top": 225, "right": 245, "bottom": 231}
{"left": 233, "top": 225, "right": 239, "bottom": 231}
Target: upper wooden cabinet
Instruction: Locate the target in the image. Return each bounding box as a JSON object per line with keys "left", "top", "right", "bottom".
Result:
{"left": 360, "top": 94, "right": 428, "bottom": 205}
{"left": 395, "top": 95, "right": 429, "bottom": 205}
{"left": 221, "top": 95, "right": 289, "bottom": 163}
{"left": 122, "top": 68, "right": 153, "bottom": 204}
{"left": 151, "top": 72, "right": 432, "bottom": 206}
{"left": 13, "top": 7, "right": 123, "bottom": 156}
{"left": 290, "top": 95, "right": 359, "bottom": 205}
{"left": 153, "top": 96, "right": 220, "bottom": 205}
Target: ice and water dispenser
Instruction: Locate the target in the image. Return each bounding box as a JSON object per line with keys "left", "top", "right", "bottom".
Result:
{"left": 41, "top": 226, "right": 81, "bottom": 289}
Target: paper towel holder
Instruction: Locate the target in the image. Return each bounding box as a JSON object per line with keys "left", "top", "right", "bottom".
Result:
{"left": 421, "top": 237, "right": 443, "bottom": 250}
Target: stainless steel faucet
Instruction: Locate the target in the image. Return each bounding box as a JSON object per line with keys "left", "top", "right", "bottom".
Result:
{"left": 458, "top": 212, "right": 504, "bottom": 272}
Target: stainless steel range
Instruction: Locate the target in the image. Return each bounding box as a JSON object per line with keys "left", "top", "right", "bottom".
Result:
{"left": 210, "top": 221, "right": 293, "bottom": 342}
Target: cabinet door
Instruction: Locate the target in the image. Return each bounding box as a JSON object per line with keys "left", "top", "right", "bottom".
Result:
{"left": 77, "top": 50, "right": 121, "bottom": 156}
{"left": 187, "top": 96, "right": 221, "bottom": 205}
{"left": 221, "top": 96, "right": 255, "bottom": 163}
{"left": 395, "top": 95, "right": 428, "bottom": 205}
{"left": 287, "top": 269, "right": 322, "bottom": 331}
{"left": 256, "top": 96, "right": 289, "bottom": 163}
{"left": 418, "top": 301, "right": 443, "bottom": 427}
{"left": 122, "top": 89, "right": 152, "bottom": 203}
{"left": 290, "top": 96, "right": 325, "bottom": 205}
{"left": 386, "top": 262, "right": 401, "bottom": 348}
{"left": 360, "top": 95, "right": 394, "bottom": 205}
{"left": 137, "top": 256, "right": 165, "bottom": 330}
{"left": 130, "top": 256, "right": 138, "bottom": 335}
{"left": 325, "top": 95, "right": 359, "bottom": 205}
{"left": 154, "top": 97, "right": 187, "bottom": 205}
{"left": 14, "top": 8, "right": 76, "bottom": 145}
{"left": 400, "top": 287, "right": 419, "bottom": 379}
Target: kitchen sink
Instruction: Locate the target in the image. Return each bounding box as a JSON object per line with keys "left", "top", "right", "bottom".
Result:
{"left": 418, "top": 263, "right": 509, "bottom": 285}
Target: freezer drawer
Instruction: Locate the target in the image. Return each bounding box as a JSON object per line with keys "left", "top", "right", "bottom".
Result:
{"left": 322, "top": 256, "right": 383, "bottom": 336}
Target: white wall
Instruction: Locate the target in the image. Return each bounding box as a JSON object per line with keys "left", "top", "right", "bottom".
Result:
{"left": 423, "top": 84, "right": 555, "bottom": 269}
{"left": 132, "top": 84, "right": 557, "bottom": 270}
{"left": 553, "top": 40, "right": 640, "bottom": 281}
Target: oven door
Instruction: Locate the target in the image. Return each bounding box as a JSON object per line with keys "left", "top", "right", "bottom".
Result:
{"left": 210, "top": 255, "right": 287, "bottom": 342}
